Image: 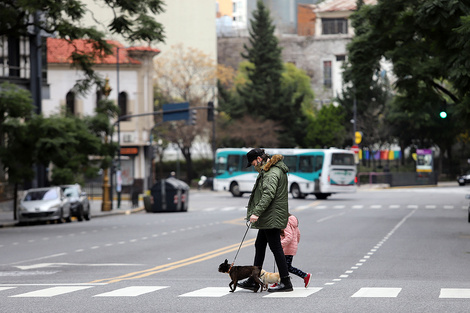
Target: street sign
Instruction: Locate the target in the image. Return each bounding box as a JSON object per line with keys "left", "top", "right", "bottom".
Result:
{"left": 355, "top": 131, "right": 363, "bottom": 144}
{"left": 163, "top": 102, "right": 189, "bottom": 122}
{"left": 351, "top": 145, "right": 360, "bottom": 154}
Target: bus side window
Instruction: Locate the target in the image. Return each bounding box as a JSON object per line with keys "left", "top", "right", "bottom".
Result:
{"left": 283, "top": 156, "right": 297, "bottom": 172}
{"left": 315, "top": 156, "right": 323, "bottom": 172}
{"left": 299, "top": 156, "right": 314, "bottom": 172}
{"left": 227, "top": 155, "right": 240, "bottom": 174}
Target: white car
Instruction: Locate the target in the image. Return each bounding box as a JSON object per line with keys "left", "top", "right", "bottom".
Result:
{"left": 19, "top": 187, "right": 71, "bottom": 224}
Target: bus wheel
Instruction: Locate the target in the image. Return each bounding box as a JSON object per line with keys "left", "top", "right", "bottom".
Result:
{"left": 230, "top": 182, "right": 243, "bottom": 197}
{"left": 291, "top": 184, "right": 305, "bottom": 199}
{"left": 315, "top": 193, "right": 329, "bottom": 200}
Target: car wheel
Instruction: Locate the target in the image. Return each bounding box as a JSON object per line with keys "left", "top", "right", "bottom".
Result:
{"left": 459, "top": 182, "right": 465, "bottom": 186}
{"left": 291, "top": 184, "right": 305, "bottom": 199}
{"left": 77, "top": 205, "right": 84, "bottom": 222}
{"left": 230, "top": 182, "right": 243, "bottom": 197}
{"left": 84, "top": 205, "right": 91, "bottom": 221}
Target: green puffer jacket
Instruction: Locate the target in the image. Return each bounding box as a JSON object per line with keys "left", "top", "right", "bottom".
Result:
{"left": 247, "top": 154, "right": 289, "bottom": 229}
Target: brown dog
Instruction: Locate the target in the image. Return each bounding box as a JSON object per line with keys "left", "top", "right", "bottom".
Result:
{"left": 260, "top": 269, "right": 280, "bottom": 289}
{"left": 218, "top": 259, "right": 264, "bottom": 292}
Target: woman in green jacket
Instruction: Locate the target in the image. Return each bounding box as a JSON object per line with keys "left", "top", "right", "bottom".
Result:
{"left": 237, "top": 148, "right": 293, "bottom": 292}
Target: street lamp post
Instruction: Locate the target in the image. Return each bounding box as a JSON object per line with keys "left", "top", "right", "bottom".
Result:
{"left": 116, "top": 46, "right": 122, "bottom": 209}
{"left": 101, "top": 77, "right": 112, "bottom": 211}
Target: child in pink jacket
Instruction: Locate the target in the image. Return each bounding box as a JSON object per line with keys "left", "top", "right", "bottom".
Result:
{"left": 281, "top": 214, "right": 311, "bottom": 288}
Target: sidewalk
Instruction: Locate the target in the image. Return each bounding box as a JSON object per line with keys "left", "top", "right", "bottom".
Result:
{"left": 0, "top": 199, "right": 144, "bottom": 228}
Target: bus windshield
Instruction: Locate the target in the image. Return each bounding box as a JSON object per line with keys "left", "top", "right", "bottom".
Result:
{"left": 331, "top": 153, "right": 355, "bottom": 165}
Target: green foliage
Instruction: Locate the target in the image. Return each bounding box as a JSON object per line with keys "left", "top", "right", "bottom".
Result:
{"left": 238, "top": 0, "right": 284, "bottom": 118}
{"left": 0, "top": 0, "right": 165, "bottom": 94}
{"left": 0, "top": 83, "right": 35, "bottom": 183}
{"left": 305, "top": 104, "right": 347, "bottom": 148}
{"left": 217, "top": 1, "right": 314, "bottom": 148}
{"left": 345, "top": 0, "right": 470, "bottom": 141}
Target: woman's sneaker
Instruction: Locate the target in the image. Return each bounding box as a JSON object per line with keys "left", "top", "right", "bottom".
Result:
{"left": 304, "top": 273, "right": 312, "bottom": 288}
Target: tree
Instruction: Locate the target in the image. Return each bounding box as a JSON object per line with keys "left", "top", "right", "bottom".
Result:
{"left": 232, "top": 1, "right": 312, "bottom": 147}
{"left": 0, "top": 0, "right": 165, "bottom": 93}
{"left": 0, "top": 83, "right": 36, "bottom": 215}
{"left": 344, "top": 0, "right": 470, "bottom": 174}
{"left": 154, "top": 44, "right": 222, "bottom": 183}
{"left": 238, "top": 0, "right": 284, "bottom": 118}
{"left": 304, "top": 104, "right": 347, "bottom": 149}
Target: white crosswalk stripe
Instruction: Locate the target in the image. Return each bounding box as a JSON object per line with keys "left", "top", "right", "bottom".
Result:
{"left": 439, "top": 288, "right": 470, "bottom": 298}
{"left": 94, "top": 286, "right": 168, "bottom": 297}
{"left": 10, "top": 286, "right": 92, "bottom": 297}
{"left": 2, "top": 285, "right": 470, "bottom": 298}
{"left": 351, "top": 287, "right": 401, "bottom": 298}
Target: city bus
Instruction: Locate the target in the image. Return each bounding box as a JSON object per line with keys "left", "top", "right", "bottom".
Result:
{"left": 213, "top": 148, "right": 357, "bottom": 199}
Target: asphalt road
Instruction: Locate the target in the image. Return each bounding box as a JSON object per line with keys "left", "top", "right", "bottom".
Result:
{"left": 1, "top": 186, "right": 470, "bottom": 313}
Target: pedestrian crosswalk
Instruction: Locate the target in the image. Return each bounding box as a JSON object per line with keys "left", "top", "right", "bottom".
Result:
{"left": 201, "top": 204, "right": 467, "bottom": 212}
{"left": 1, "top": 285, "right": 470, "bottom": 299}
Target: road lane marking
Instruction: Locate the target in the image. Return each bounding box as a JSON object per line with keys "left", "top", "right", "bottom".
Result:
{"left": 89, "top": 238, "right": 256, "bottom": 284}
{"left": 317, "top": 212, "right": 345, "bottom": 223}
{"left": 263, "top": 288, "right": 322, "bottom": 298}
{"left": 10, "top": 286, "right": 93, "bottom": 297}
{"left": 0, "top": 287, "right": 16, "bottom": 292}
{"left": 327, "top": 209, "right": 417, "bottom": 286}
{"left": 7, "top": 253, "right": 67, "bottom": 266}
{"left": 15, "top": 263, "right": 142, "bottom": 270}
{"left": 439, "top": 288, "right": 470, "bottom": 298}
{"left": 94, "top": 286, "right": 168, "bottom": 297}
{"left": 179, "top": 287, "right": 238, "bottom": 297}
{"left": 351, "top": 287, "right": 402, "bottom": 298}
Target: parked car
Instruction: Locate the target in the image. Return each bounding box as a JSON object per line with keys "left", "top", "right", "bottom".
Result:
{"left": 457, "top": 170, "right": 470, "bottom": 186}
{"left": 61, "top": 184, "right": 90, "bottom": 221}
{"left": 19, "top": 187, "right": 71, "bottom": 224}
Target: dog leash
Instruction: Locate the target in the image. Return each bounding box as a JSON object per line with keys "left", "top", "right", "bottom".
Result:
{"left": 230, "top": 220, "right": 252, "bottom": 270}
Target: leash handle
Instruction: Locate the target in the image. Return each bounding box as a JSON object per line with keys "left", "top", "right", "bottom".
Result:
{"left": 232, "top": 221, "right": 251, "bottom": 265}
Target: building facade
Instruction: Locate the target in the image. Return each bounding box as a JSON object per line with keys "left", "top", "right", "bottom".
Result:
{"left": 217, "top": 0, "right": 378, "bottom": 104}
{"left": 45, "top": 38, "right": 159, "bottom": 192}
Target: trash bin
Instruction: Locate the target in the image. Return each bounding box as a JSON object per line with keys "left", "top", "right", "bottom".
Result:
{"left": 149, "top": 178, "right": 189, "bottom": 212}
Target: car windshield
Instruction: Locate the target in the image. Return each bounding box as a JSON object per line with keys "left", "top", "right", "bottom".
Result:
{"left": 64, "top": 188, "right": 79, "bottom": 197}
{"left": 24, "top": 189, "right": 58, "bottom": 201}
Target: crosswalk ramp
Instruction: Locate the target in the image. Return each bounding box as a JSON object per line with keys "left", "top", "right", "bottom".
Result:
{"left": 2, "top": 285, "right": 470, "bottom": 299}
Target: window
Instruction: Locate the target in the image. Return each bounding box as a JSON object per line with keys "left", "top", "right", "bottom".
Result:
{"left": 118, "top": 91, "right": 128, "bottom": 121}
{"left": 283, "top": 156, "right": 297, "bottom": 172}
{"left": 315, "top": 155, "right": 324, "bottom": 172}
{"left": 96, "top": 89, "right": 103, "bottom": 109}
{"left": 322, "top": 18, "right": 348, "bottom": 35}
{"left": 331, "top": 153, "right": 354, "bottom": 165}
{"left": 66, "top": 91, "right": 75, "bottom": 115}
{"left": 323, "top": 61, "right": 332, "bottom": 88}
{"left": 227, "top": 155, "right": 240, "bottom": 173}
{"left": 299, "top": 156, "right": 314, "bottom": 172}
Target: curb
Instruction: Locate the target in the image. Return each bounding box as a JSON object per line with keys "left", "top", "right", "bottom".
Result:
{"left": 0, "top": 206, "right": 145, "bottom": 229}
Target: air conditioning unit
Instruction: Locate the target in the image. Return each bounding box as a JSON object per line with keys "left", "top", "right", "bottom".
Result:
{"left": 123, "top": 134, "right": 133, "bottom": 143}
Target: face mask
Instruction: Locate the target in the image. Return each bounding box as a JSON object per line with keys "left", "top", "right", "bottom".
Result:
{"left": 254, "top": 160, "right": 266, "bottom": 173}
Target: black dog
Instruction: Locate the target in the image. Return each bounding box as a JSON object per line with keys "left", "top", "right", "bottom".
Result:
{"left": 218, "top": 259, "right": 264, "bottom": 292}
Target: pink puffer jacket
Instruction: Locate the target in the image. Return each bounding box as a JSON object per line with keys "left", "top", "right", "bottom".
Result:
{"left": 281, "top": 215, "right": 300, "bottom": 256}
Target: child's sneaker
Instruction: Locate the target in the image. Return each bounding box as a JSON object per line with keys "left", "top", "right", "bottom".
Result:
{"left": 270, "top": 283, "right": 278, "bottom": 288}
{"left": 304, "top": 273, "right": 312, "bottom": 288}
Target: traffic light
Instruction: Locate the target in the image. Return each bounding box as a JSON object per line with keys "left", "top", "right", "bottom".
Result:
{"left": 207, "top": 101, "right": 214, "bottom": 121}
{"left": 189, "top": 109, "right": 197, "bottom": 125}
{"left": 439, "top": 102, "right": 447, "bottom": 119}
